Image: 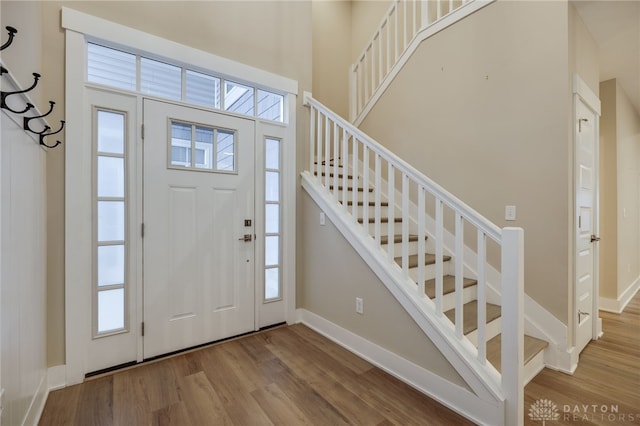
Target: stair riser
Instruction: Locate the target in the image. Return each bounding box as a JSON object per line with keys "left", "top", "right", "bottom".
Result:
{"left": 333, "top": 190, "right": 370, "bottom": 202}
{"left": 437, "top": 285, "right": 478, "bottom": 312}
{"left": 313, "top": 172, "right": 354, "bottom": 180}
{"left": 523, "top": 348, "right": 546, "bottom": 385}
{"left": 380, "top": 240, "right": 423, "bottom": 255}
{"left": 465, "top": 317, "right": 502, "bottom": 347}
{"left": 352, "top": 204, "right": 393, "bottom": 218}
{"left": 403, "top": 261, "right": 453, "bottom": 281}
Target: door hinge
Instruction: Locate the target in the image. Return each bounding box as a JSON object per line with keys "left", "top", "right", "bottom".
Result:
{"left": 141, "top": 322, "right": 145, "bottom": 336}
{"left": 141, "top": 124, "right": 145, "bottom": 140}
{"left": 141, "top": 223, "right": 145, "bottom": 237}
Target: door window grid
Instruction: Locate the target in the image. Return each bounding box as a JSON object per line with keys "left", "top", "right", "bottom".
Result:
{"left": 169, "top": 121, "right": 236, "bottom": 172}
{"left": 94, "top": 109, "right": 128, "bottom": 336}
{"left": 264, "top": 137, "right": 282, "bottom": 301}
{"left": 87, "top": 42, "right": 284, "bottom": 123}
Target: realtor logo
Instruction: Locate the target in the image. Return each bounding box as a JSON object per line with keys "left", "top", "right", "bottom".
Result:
{"left": 529, "top": 399, "right": 560, "bottom": 425}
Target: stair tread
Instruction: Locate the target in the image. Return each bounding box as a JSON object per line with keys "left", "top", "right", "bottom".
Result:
{"left": 444, "top": 300, "right": 502, "bottom": 335}
{"left": 395, "top": 253, "right": 452, "bottom": 268}
{"left": 314, "top": 171, "right": 354, "bottom": 179}
{"left": 314, "top": 162, "right": 344, "bottom": 168}
{"left": 358, "top": 217, "right": 402, "bottom": 224}
{"left": 380, "top": 234, "right": 426, "bottom": 245}
{"left": 343, "top": 200, "right": 390, "bottom": 207}
{"left": 329, "top": 185, "right": 373, "bottom": 192}
{"left": 424, "top": 275, "right": 477, "bottom": 299}
{"left": 486, "top": 334, "right": 549, "bottom": 372}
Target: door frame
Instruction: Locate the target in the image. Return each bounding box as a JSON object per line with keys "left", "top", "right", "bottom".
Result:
{"left": 572, "top": 74, "right": 602, "bottom": 351}
{"left": 63, "top": 9, "right": 297, "bottom": 385}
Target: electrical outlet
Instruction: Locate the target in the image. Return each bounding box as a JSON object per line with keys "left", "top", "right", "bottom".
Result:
{"left": 0, "top": 387, "right": 4, "bottom": 417}
{"left": 320, "top": 212, "right": 326, "bottom": 226}
{"left": 505, "top": 205, "right": 516, "bottom": 221}
{"left": 356, "top": 297, "right": 364, "bottom": 314}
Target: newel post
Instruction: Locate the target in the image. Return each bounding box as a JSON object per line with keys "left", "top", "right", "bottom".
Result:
{"left": 501, "top": 227, "right": 524, "bottom": 426}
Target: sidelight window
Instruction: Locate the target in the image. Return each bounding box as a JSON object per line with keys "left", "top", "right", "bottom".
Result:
{"left": 264, "top": 137, "right": 282, "bottom": 301}
{"left": 94, "top": 109, "right": 128, "bottom": 335}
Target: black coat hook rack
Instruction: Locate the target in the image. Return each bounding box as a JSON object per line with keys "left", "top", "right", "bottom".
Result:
{"left": 1, "top": 72, "right": 38, "bottom": 114}
{"left": 0, "top": 25, "right": 64, "bottom": 149}
{"left": 1, "top": 26, "right": 17, "bottom": 51}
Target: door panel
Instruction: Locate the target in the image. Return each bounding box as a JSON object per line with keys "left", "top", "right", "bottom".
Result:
{"left": 143, "top": 99, "right": 255, "bottom": 359}
{"left": 575, "top": 97, "right": 598, "bottom": 353}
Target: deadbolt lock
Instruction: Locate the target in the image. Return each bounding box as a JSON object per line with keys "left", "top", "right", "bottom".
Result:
{"left": 244, "top": 219, "right": 252, "bottom": 227}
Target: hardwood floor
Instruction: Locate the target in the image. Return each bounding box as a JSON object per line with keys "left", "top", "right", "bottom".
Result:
{"left": 39, "top": 293, "right": 640, "bottom": 425}
{"left": 39, "top": 324, "right": 472, "bottom": 426}
{"left": 525, "top": 292, "right": 640, "bottom": 425}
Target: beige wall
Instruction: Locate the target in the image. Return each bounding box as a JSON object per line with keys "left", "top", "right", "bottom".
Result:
{"left": 568, "top": 3, "right": 600, "bottom": 97}
{"left": 36, "top": 1, "right": 312, "bottom": 367}
{"left": 599, "top": 79, "right": 640, "bottom": 304}
{"left": 599, "top": 80, "right": 618, "bottom": 300}
{"left": 312, "top": 0, "right": 352, "bottom": 117}
{"left": 357, "top": 0, "right": 572, "bottom": 323}
{"left": 299, "top": 192, "right": 470, "bottom": 388}
{"left": 350, "top": 0, "right": 391, "bottom": 64}
{"left": 614, "top": 82, "right": 640, "bottom": 298}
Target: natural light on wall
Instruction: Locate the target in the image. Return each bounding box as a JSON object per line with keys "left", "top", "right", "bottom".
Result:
{"left": 95, "top": 109, "right": 128, "bottom": 335}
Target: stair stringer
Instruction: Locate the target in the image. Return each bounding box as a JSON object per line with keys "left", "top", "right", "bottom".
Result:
{"left": 301, "top": 171, "right": 506, "bottom": 425}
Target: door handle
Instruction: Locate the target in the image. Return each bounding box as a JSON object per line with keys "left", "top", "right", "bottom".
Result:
{"left": 590, "top": 235, "right": 601, "bottom": 243}
{"left": 238, "top": 234, "right": 252, "bottom": 242}
{"left": 578, "top": 310, "right": 589, "bottom": 322}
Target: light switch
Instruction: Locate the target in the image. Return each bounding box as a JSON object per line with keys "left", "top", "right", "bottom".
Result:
{"left": 320, "top": 212, "right": 326, "bottom": 226}
{"left": 505, "top": 205, "right": 516, "bottom": 221}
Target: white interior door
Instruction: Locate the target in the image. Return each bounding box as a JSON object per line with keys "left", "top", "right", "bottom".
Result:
{"left": 143, "top": 99, "right": 255, "bottom": 359}
{"left": 575, "top": 96, "right": 599, "bottom": 354}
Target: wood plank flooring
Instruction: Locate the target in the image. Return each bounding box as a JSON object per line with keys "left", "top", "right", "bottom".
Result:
{"left": 39, "top": 324, "right": 472, "bottom": 426}
{"left": 524, "top": 291, "right": 640, "bottom": 425}
{"left": 39, "top": 292, "right": 640, "bottom": 425}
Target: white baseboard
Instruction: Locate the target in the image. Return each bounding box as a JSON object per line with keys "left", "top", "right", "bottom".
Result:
{"left": 544, "top": 346, "right": 578, "bottom": 375}
{"left": 47, "top": 365, "right": 67, "bottom": 392}
{"left": 296, "top": 308, "right": 503, "bottom": 426}
{"left": 599, "top": 276, "right": 640, "bottom": 314}
{"left": 22, "top": 372, "right": 48, "bottom": 426}
{"left": 20, "top": 365, "right": 67, "bottom": 426}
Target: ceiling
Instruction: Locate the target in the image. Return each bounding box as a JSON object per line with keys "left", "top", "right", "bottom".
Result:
{"left": 572, "top": 0, "right": 640, "bottom": 114}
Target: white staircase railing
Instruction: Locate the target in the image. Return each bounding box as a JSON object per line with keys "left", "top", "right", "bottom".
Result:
{"left": 350, "top": 0, "right": 495, "bottom": 124}
{"left": 304, "top": 93, "right": 525, "bottom": 425}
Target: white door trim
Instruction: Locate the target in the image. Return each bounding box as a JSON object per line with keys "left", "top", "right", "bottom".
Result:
{"left": 572, "top": 74, "right": 602, "bottom": 351}
{"left": 64, "top": 16, "right": 297, "bottom": 384}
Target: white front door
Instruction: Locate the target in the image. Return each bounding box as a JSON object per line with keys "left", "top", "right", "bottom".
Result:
{"left": 143, "top": 99, "right": 256, "bottom": 359}
{"left": 575, "top": 96, "right": 600, "bottom": 354}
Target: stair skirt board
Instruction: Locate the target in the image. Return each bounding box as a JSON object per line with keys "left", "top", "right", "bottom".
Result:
{"left": 297, "top": 309, "right": 504, "bottom": 426}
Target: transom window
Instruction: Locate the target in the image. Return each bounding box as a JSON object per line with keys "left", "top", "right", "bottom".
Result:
{"left": 87, "top": 43, "right": 284, "bottom": 123}
{"left": 170, "top": 121, "right": 236, "bottom": 172}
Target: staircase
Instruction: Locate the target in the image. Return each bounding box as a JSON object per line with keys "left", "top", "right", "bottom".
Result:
{"left": 315, "top": 160, "right": 548, "bottom": 376}
{"left": 302, "top": 94, "right": 549, "bottom": 425}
